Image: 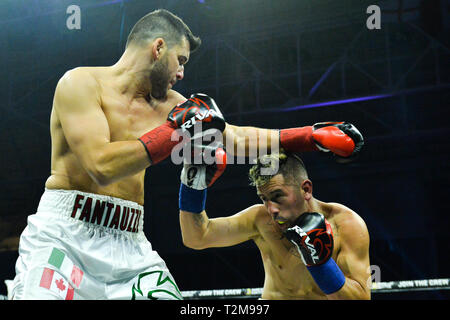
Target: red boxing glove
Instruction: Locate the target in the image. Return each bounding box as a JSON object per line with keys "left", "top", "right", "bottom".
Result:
{"left": 207, "top": 145, "right": 227, "bottom": 187}
{"left": 280, "top": 122, "right": 364, "bottom": 160}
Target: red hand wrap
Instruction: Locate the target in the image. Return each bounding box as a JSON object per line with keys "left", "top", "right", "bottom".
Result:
{"left": 138, "top": 122, "right": 182, "bottom": 165}
{"left": 279, "top": 127, "right": 319, "bottom": 152}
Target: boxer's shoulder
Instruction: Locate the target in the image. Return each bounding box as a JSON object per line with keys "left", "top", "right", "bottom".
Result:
{"left": 325, "top": 202, "right": 369, "bottom": 249}
{"left": 326, "top": 202, "right": 364, "bottom": 224}
{"left": 56, "top": 67, "right": 101, "bottom": 100}
{"left": 226, "top": 204, "right": 266, "bottom": 234}
{"left": 247, "top": 204, "right": 274, "bottom": 230}
{"left": 59, "top": 66, "right": 101, "bottom": 84}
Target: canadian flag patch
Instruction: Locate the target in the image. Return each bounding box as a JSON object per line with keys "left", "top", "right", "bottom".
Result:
{"left": 39, "top": 248, "right": 84, "bottom": 300}
{"left": 39, "top": 268, "right": 74, "bottom": 300}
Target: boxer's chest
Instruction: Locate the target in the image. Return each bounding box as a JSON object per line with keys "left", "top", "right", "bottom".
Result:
{"left": 257, "top": 218, "right": 341, "bottom": 290}
{"left": 100, "top": 91, "right": 172, "bottom": 141}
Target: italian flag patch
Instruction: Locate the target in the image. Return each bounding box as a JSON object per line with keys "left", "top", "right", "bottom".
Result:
{"left": 39, "top": 248, "right": 84, "bottom": 300}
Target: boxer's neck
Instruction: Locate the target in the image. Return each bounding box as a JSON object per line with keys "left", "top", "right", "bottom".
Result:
{"left": 111, "top": 46, "right": 154, "bottom": 99}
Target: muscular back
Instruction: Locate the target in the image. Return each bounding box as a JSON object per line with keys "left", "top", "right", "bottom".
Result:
{"left": 45, "top": 67, "right": 186, "bottom": 204}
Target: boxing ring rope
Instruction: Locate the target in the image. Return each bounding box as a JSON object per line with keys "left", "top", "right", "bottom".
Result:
{"left": 1, "top": 278, "right": 448, "bottom": 300}
{"left": 180, "top": 278, "right": 450, "bottom": 299}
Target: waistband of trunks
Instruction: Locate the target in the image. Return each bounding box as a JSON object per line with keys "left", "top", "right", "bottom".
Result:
{"left": 37, "top": 188, "right": 144, "bottom": 234}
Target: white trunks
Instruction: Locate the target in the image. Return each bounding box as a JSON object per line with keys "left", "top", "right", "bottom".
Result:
{"left": 10, "top": 188, "right": 182, "bottom": 300}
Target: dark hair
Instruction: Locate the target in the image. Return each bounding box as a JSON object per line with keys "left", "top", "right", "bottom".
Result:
{"left": 249, "top": 150, "right": 308, "bottom": 187}
{"left": 126, "top": 9, "right": 201, "bottom": 52}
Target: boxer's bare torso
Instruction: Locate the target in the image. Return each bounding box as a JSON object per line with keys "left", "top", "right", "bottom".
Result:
{"left": 180, "top": 199, "right": 370, "bottom": 299}
{"left": 45, "top": 66, "right": 186, "bottom": 205}
{"left": 252, "top": 201, "right": 349, "bottom": 299}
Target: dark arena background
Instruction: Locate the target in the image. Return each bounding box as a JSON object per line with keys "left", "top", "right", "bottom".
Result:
{"left": 0, "top": 0, "right": 449, "bottom": 300}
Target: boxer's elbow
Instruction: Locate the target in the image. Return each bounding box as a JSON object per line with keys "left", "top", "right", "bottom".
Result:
{"left": 180, "top": 212, "right": 211, "bottom": 249}
{"left": 327, "top": 278, "right": 371, "bottom": 300}
{"left": 355, "top": 284, "right": 371, "bottom": 300}
{"left": 182, "top": 236, "right": 208, "bottom": 250}
{"left": 86, "top": 162, "right": 114, "bottom": 186}
{"left": 85, "top": 154, "right": 119, "bottom": 186}
{"left": 181, "top": 230, "right": 210, "bottom": 250}
{"left": 82, "top": 163, "right": 109, "bottom": 186}
{"left": 90, "top": 170, "right": 113, "bottom": 187}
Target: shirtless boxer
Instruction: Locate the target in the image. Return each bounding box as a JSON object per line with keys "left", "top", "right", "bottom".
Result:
{"left": 179, "top": 151, "right": 370, "bottom": 299}
{"left": 10, "top": 8, "right": 364, "bottom": 300}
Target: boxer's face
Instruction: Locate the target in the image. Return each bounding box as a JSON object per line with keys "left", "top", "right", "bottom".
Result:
{"left": 257, "top": 174, "right": 306, "bottom": 231}
{"left": 150, "top": 38, "right": 189, "bottom": 99}
{"left": 150, "top": 53, "right": 171, "bottom": 99}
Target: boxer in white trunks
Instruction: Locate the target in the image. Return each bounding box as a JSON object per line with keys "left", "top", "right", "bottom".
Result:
{"left": 10, "top": 9, "right": 363, "bottom": 300}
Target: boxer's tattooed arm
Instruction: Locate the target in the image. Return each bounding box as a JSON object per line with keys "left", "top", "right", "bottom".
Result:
{"left": 192, "top": 213, "right": 206, "bottom": 227}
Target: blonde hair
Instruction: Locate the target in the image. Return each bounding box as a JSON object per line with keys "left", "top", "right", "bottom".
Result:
{"left": 249, "top": 150, "right": 308, "bottom": 187}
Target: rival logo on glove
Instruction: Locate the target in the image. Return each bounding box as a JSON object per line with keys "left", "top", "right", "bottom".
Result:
{"left": 303, "top": 228, "right": 333, "bottom": 264}
{"left": 180, "top": 109, "right": 220, "bottom": 132}
{"left": 283, "top": 212, "right": 334, "bottom": 267}
{"left": 289, "top": 225, "right": 320, "bottom": 264}
{"left": 170, "top": 95, "right": 224, "bottom": 133}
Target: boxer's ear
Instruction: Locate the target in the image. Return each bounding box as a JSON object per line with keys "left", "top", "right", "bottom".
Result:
{"left": 301, "top": 179, "right": 312, "bottom": 201}
{"left": 151, "top": 38, "right": 165, "bottom": 60}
